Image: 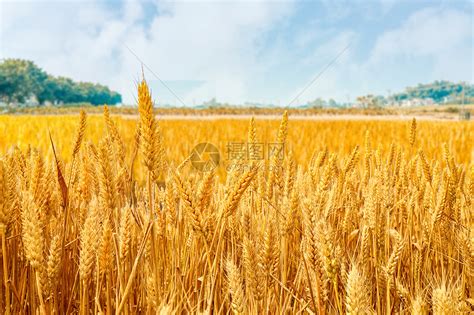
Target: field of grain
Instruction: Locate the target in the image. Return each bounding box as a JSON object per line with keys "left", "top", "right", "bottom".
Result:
{"left": 0, "top": 80, "right": 472, "bottom": 314}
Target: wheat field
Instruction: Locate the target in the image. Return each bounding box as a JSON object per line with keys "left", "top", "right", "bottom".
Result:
{"left": 0, "top": 79, "right": 472, "bottom": 314}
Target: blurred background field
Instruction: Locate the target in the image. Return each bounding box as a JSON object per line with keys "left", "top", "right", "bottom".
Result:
{"left": 2, "top": 103, "right": 473, "bottom": 119}
{"left": 0, "top": 113, "right": 471, "bottom": 181}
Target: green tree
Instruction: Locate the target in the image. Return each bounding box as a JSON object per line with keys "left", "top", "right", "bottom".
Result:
{"left": 36, "top": 75, "right": 58, "bottom": 104}
{"left": 392, "top": 81, "right": 473, "bottom": 103}
{"left": 308, "top": 98, "right": 327, "bottom": 108}
{"left": 0, "top": 59, "right": 47, "bottom": 103}
{"left": 356, "top": 94, "right": 383, "bottom": 108}
{"left": 0, "top": 58, "right": 122, "bottom": 106}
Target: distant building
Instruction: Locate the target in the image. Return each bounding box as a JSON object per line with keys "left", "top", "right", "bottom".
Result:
{"left": 399, "top": 98, "right": 434, "bottom": 107}
{"left": 24, "top": 95, "right": 40, "bottom": 107}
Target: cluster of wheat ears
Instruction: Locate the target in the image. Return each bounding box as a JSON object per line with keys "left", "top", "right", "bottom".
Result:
{"left": 0, "top": 79, "right": 472, "bottom": 314}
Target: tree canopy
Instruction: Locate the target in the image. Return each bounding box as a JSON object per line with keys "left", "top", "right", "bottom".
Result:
{"left": 391, "top": 81, "right": 473, "bottom": 103}
{"left": 0, "top": 59, "right": 121, "bottom": 105}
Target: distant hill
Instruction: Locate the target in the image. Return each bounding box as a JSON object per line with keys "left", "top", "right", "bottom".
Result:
{"left": 0, "top": 59, "right": 121, "bottom": 106}
{"left": 391, "top": 81, "right": 473, "bottom": 103}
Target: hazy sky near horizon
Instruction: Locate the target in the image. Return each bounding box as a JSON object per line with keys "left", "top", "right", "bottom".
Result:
{"left": 0, "top": 0, "right": 472, "bottom": 105}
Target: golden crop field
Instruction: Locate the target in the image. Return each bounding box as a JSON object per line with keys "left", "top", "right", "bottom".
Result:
{"left": 0, "top": 80, "right": 472, "bottom": 314}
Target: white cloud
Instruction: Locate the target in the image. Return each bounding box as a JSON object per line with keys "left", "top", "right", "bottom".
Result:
{"left": 282, "top": 31, "right": 356, "bottom": 104}
{"left": 369, "top": 8, "right": 473, "bottom": 81}
{"left": 1, "top": 1, "right": 472, "bottom": 105}
{"left": 289, "top": 6, "right": 473, "bottom": 104}
{"left": 0, "top": 0, "right": 295, "bottom": 104}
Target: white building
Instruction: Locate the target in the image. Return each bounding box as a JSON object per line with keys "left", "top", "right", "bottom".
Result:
{"left": 400, "top": 98, "right": 434, "bottom": 107}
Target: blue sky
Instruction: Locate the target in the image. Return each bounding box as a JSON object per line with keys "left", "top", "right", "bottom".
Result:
{"left": 1, "top": 0, "right": 472, "bottom": 105}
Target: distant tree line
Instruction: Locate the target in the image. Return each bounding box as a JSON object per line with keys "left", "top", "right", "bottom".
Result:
{"left": 353, "top": 82, "right": 474, "bottom": 108}
{"left": 307, "top": 97, "right": 345, "bottom": 108}
{"left": 0, "top": 59, "right": 121, "bottom": 105}
{"left": 392, "top": 81, "right": 473, "bottom": 103}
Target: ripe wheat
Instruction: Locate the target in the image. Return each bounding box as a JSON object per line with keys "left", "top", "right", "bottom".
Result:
{"left": 0, "top": 80, "right": 472, "bottom": 314}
